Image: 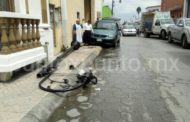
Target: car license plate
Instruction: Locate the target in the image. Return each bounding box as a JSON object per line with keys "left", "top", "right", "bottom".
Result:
{"left": 97, "top": 39, "right": 102, "bottom": 42}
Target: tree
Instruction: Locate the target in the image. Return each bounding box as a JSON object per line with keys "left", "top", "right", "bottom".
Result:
{"left": 136, "top": 7, "right": 142, "bottom": 19}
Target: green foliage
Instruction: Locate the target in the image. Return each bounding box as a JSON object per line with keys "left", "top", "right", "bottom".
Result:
{"left": 102, "top": 6, "right": 112, "bottom": 18}
{"left": 136, "top": 7, "right": 142, "bottom": 15}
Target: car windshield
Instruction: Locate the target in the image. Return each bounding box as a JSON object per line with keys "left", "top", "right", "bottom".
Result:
{"left": 124, "top": 25, "right": 135, "bottom": 29}
{"left": 160, "top": 19, "right": 174, "bottom": 24}
{"left": 185, "top": 20, "right": 190, "bottom": 26}
{"left": 94, "top": 21, "right": 116, "bottom": 30}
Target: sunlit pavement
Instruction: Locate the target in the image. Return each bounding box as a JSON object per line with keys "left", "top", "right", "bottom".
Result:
{"left": 49, "top": 36, "right": 190, "bottom": 122}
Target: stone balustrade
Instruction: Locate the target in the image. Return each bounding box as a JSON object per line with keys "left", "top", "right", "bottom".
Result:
{"left": 0, "top": 12, "right": 41, "bottom": 54}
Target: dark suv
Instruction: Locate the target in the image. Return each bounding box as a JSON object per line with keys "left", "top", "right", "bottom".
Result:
{"left": 91, "top": 19, "right": 121, "bottom": 47}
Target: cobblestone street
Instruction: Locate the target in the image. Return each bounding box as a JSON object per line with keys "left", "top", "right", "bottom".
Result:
{"left": 49, "top": 36, "right": 190, "bottom": 122}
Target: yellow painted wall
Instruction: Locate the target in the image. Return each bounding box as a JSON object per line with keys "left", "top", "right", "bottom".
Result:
{"left": 66, "top": 0, "right": 85, "bottom": 47}
{"left": 49, "top": 0, "right": 102, "bottom": 51}
{"left": 54, "top": 8, "right": 64, "bottom": 55}
{"left": 49, "top": 0, "right": 64, "bottom": 55}
{"left": 49, "top": 0, "right": 61, "bottom": 8}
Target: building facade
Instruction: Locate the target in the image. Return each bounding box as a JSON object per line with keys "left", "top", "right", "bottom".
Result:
{"left": 60, "top": 0, "right": 103, "bottom": 48}
{"left": 184, "top": 0, "right": 190, "bottom": 17}
{"left": 161, "top": 0, "right": 184, "bottom": 18}
{"left": 0, "top": 0, "right": 54, "bottom": 81}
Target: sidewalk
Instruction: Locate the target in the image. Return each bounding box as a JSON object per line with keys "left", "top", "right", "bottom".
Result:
{"left": 0, "top": 46, "right": 102, "bottom": 122}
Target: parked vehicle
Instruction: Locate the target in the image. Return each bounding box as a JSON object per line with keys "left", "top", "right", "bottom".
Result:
{"left": 167, "top": 18, "right": 190, "bottom": 49}
{"left": 140, "top": 12, "right": 175, "bottom": 39}
{"left": 91, "top": 19, "right": 121, "bottom": 47}
{"left": 102, "top": 17, "right": 122, "bottom": 28}
{"left": 122, "top": 25, "right": 137, "bottom": 36}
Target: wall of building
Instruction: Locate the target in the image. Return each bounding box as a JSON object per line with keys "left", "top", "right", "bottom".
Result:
{"left": 92, "top": 0, "right": 103, "bottom": 23}
{"left": 49, "top": 0, "right": 64, "bottom": 56}
{"left": 161, "top": 0, "right": 184, "bottom": 18}
{"left": 14, "top": 0, "right": 27, "bottom": 14}
{"left": 63, "top": 0, "right": 85, "bottom": 47}
{"left": 60, "top": 0, "right": 102, "bottom": 48}
{"left": 14, "top": 0, "right": 54, "bottom": 59}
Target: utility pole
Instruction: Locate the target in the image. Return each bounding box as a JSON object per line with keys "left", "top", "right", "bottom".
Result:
{"left": 111, "top": 0, "right": 115, "bottom": 15}
{"left": 111, "top": 0, "right": 122, "bottom": 16}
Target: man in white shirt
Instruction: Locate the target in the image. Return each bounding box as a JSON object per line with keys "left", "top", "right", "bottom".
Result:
{"left": 83, "top": 20, "right": 93, "bottom": 45}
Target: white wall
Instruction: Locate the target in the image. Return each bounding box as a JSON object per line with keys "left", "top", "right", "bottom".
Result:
{"left": 28, "top": 0, "right": 50, "bottom": 24}
{"left": 14, "top": 0, "right": 26, "bottom": 14}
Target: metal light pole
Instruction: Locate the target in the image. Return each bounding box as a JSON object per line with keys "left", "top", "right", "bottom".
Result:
{"left": 111, "top": 0, "right": 122, "bottom": 16}
{"left": 111, "top": 0, "right": 115, "bottom": 15}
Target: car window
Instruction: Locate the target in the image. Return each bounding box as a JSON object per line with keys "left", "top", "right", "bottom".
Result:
{"left": 160, "top": 19, "right": 174, "bottom": 24}
{"left": 124, "top": 25, "right": 135, "bottom": 29}
{"left": 155, "top": 19, "right": 160, "bottom": 26}
{"left": 94, "top": 21, "right": 116, "bottom": 30}
{"left": 178, "top": 20, "right": 184, "bottom": 26}
{"left": 185, "top": 20, "right": 190, "bottom": 26}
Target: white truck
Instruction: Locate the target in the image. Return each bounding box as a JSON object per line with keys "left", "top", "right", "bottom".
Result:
{"left": 141, "top": 12, "right": 175, "bottom": 39}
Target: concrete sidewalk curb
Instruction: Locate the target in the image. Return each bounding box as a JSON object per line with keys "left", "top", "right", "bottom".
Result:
{"left": 20, "top": 49, "right": 101, "bottom": 122}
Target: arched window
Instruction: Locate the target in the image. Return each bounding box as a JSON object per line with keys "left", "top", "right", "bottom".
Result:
{"left": 0, "top": 0, "right": 15, "bottom": 12}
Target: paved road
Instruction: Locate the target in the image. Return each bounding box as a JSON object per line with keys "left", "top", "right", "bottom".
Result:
{"left": 49, "top": 36, "right": 190, "bottom": 122}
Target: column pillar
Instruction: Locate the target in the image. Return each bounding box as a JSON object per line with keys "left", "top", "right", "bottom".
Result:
{"left": 0, "top": 18, "right": 10, "bottom": 54}
{"left": 21, "top": 19, "right": 28, "bottom": 49}
{"left": 15, "top": 19, "right": 23, "bottom": 51}
{"left": 36, "top": 20, "right": 41, "bottom": 47}
{"left": 9, "top": 18, "right": 17, "bottom": 53}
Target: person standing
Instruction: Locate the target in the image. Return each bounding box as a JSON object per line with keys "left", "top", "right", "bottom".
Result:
{"left": 82, "top": 19, "right": 87, "bottom": 29}
{"left": 83, "top": 20, "right": 93, "bottom": 45}
{"left": 72, "top": 19, "right": 83, "bottom": 45}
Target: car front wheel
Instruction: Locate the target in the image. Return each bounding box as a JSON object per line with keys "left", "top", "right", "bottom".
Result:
{"left": 144, "top": 32, "right": 150, "bottom": 38}
{"left": 182, "top": 35, "right": 189, "bottom": 49}
{"left": 113, "top": 41, "right": 117, "bottom": 47}
{"left": 168, "top": 32, "right": 173, "bottom": 43}
{"left": 161, "top": 30, "right": 166, "bottom": 40}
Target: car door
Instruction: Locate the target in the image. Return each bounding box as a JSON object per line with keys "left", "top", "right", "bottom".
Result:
{"left": 116, "top": 23, "right": 121, "bottom": 40}
{"left": 175, "top": 20, "right": 184, "bottom": 40}
{"left": 172, "top": 20, "right": 181, "bottom": 39}
{"left": 169, "top": 25, "right": 176, "bottom": 38}
{"left": 153, "top": 19, "right": 161, "bottom": 34}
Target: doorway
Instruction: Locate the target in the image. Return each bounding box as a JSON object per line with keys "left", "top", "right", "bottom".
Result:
{"left": 84, "top": 0, "right": 91, "bottom": 22}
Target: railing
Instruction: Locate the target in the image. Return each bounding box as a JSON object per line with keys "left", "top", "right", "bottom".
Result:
{"left": 0, "top": 12, "right": 41, "bottom": 54}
